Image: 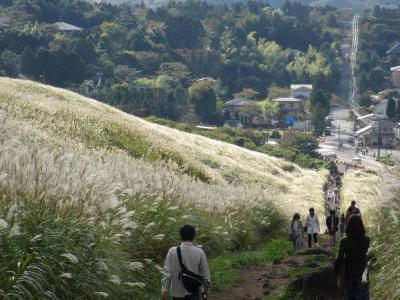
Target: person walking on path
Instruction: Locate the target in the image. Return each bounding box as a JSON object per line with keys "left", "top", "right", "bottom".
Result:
{"left": 326, "top": 210, "right": 339, "bottom": 247}
{"left": 335, "top": 215, "right": 370, "bottom": 300}
{"left": 346, "top": 201, "right": 361, "bottom": 223}
{"left": 161, "top": 225, "right": 211, "bottom": 300}
{"left": 289, "top": 213, "right": 304, "bottom": 251}
{"left": 339, "top": 213, "right": 346, "bottom": 238}
{"left": 306, "top": 208, "right": 320, "bottom": 248}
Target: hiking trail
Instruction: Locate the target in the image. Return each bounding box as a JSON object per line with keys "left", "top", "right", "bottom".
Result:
{"left": 211, "top": 168, "right": 345, "bottom": 299}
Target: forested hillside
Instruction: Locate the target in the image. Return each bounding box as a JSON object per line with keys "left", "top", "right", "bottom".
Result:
{"left": 356, "top": 5, "right": 400, "bottom": 104}
{"left": 0, "top": 0, "right": 343, "bottom": 126}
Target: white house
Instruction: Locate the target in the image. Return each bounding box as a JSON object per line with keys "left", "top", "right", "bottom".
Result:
{"left": 273, "top": 97, "right": 304, "bottom": 113}
{"left": 390, "top": 66, "right": 400, "bottom": 88}
{"left": 372, "top": 99, "right": 388, "bottom": 118}
{"left": 290, "top": 84, "right": 313, "bottom": 100}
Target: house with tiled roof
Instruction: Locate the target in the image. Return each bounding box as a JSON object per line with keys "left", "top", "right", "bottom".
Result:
{"left": 290, "top": 84, "right": 313, "bottom": 100}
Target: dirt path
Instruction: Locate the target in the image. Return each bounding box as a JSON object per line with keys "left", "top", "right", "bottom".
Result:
{"left": 211, "top": 171, "right": 344, "bottom": 300}
{"left": 212, "top": 256, "right": 306, "bottom": 300}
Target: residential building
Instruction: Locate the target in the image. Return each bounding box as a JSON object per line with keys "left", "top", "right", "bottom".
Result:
{"left": 290, "top": 84, "right": 313, "bottom": 100}
{"left": 53, "top": 21, "right": 83, "bottom": 32}
{"left": 356, "top": 117, "right": 396, "bottom": 148}
{"left": 225, "top": 98, "right": 262, "bottom": 125}
{"left": 273, "top": 97, "right": 304, "bottom": 113}
{"left": 390, "top": 66, "right": 400, "bottom": 88}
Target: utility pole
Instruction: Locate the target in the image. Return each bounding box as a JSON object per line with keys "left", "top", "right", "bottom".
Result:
{"left": 338, "top": 123, "right": 341, "bottom": 150}
{"left": 377, "top": 118, "right": 381, "bottom": 158}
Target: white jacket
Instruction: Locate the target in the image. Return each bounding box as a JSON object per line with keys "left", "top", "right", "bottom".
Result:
{"left": 306, "top": 214, "right": 320, "bottom": 234}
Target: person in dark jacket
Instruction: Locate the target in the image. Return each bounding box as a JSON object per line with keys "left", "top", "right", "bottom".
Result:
{"left": 335, "top": 215, "right": 370, "bottom": 300}
{"left": 326, "top": 210, "right": 339, "bottom": 247}
{"left": 345, "top": 201, "right": 361, "bottom": 223}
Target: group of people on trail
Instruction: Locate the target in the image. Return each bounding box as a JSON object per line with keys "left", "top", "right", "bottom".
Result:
{"left": 159, "top": 202, "right": 367, "bottom": 300}
{"left": 288, "top": 200, "right": 368, "bottom": 300}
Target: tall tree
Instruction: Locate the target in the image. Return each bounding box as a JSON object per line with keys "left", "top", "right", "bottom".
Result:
{"left": 189, "top": 81, "right": 218, "bottom": 123}
{"left": 20, "top": 47, "right": 37, "bottom": 76}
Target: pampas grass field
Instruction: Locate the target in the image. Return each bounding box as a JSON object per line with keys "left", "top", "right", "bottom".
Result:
{"left": 0, "top": 77, "right": 327, "bottom": 298}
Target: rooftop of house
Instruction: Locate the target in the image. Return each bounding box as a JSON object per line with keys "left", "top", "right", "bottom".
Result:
{"left": 357, "top": 113, "right": 377, "bottom": 121}
{"left": 386, "top": 42, "right": 400, "bottom": 55}
{"left": 53, "top": 21, "right": 83, "bottom": 31}
{"left": 273, "top": 97, "right": 303, "bottom": 102}
{"left": 356, "top": 125, "right": 373, "bottom": 136}
{"left": 390, "top": 66, "right": 400, "bottom": 72}
{"left": 195, "top": 77, "right": 216, "bottom": 82}
{"left": 225, "top": 98, "right": 257, "bottom": 106}
{"left": 290, "top": 84, "right": 313, "bottom": 91}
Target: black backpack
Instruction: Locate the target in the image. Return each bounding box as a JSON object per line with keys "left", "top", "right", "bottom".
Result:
{"left": 176, "top": 247, "right": 203, "bottom": 294}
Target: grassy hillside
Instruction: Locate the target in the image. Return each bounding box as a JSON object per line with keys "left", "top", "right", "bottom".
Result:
{"left": 0, "top": 77, "right": 326, "bottom": 298}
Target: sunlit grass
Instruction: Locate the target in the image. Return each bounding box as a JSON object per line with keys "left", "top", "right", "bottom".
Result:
{"left": 0, "top": 77, "right": 327, "bottom": 297}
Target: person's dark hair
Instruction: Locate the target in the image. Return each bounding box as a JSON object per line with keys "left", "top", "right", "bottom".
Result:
{"left": 180, "top": 224, "right": 196, "bottom": 241}
{"left": 309, "top": 207, "right": 314, "bottom": 212}
{"left": 346, "top": 215, "right": 365, "bottom": 240}
{"left": 293, "top": 213, "right": 300, "bottom": 220}
{"left": 330, "top": 210, "right": 335, "bottom": 215}
{"left": 351, "top": 200, "right": 356, "bottom": 206}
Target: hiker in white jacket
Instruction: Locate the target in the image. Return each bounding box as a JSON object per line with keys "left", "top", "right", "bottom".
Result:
{"left": 306, "top": 207, "right": 320, "bottom": 248}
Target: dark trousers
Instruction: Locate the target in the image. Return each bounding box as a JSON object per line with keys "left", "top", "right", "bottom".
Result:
{"left": 346, "top": 276, "right": 369, "bottom": 300}
{"left": 173, "top": 293, "right": 199, "bottom": 300}
{"left": 308, "top": 233, "right": 318, "bottom": 247}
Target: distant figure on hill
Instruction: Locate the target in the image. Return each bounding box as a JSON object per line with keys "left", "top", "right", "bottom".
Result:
{"left": 161, "top": 225, "right": 210, "bottom": 300}
{"left": 346, "top": 201, "right": 361, "bottom": 223}
{"left": 339, "top": 213, "right": 346, "bottom": 238}
{"left": 289, "top": 213, "right": 304, "bottom": 251}
{"left": 326, "top": 210, "right": 339, "bottom": 247}
{"left": 306, "top": 208, "right": 320, "bottom": 248}
{"left": 335, "top": 215, "right": 370, "bottom": 300}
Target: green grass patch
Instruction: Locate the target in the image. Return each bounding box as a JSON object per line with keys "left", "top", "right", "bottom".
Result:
{"left": 290, "top": 254, "right": 331, "bottom": 279}
{"left": 209, "top": 239, "right": 293, "bottom": 292}
{"left": 377, "top": 155, "right": 396, "bottom": 166}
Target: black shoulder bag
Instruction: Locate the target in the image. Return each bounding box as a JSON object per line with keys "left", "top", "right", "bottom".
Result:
{"left": 176, "top": 247, "right": 203, "bottom": 294}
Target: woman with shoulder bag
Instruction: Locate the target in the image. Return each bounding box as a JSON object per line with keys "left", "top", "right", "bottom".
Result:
{"left": 334, "top": 215, "right": 370, "bottom": 300}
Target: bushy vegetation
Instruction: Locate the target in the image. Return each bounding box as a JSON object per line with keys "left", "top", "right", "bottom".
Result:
{"left": 0, "top": 0, "right": 343, "bottom": 126}
{"left": 147, "top": 115, "right": 328, "bottom": 169}
{"left": 369, "top": 169, "right": 400, "bottom": 299}
{"left": 0, "top": 78, "right": 328, "bottom": 298}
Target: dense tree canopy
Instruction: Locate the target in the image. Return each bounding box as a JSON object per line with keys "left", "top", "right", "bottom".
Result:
{"left": 0, "top": 0, "right": 343, "bottom": 125}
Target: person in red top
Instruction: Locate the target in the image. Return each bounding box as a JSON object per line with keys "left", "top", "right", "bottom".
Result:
{"left": 345, "top": 201, "right": 361, "bottom": 223}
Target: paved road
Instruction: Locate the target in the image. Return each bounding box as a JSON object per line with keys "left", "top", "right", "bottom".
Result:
{"left": 317, "top": 17, "right": 383, "bottom": 170}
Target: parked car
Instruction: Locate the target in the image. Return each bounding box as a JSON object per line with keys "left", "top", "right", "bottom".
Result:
{"left": 347, "top": 137, "right": 354, "bottom": 144}
{"left": 324, "top": 127, "right": 332, "bottom": 136}
{"left": 325, "top": 152, "right": 337, "bottom": 159}
{"left": 352, "top": 156, "right": 362, "bottom": 164}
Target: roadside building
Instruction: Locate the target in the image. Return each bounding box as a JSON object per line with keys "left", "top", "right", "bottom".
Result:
{"left": 390, "top": 66, "right": 400, "bottom": 88}
{"left": 225, "top": 98, "right": 262, "bottom": 125}
{"left": 53, "top": 21, "right": 83, "bottom": 32}
{"left": 356, "top": 118, "right": 396, "bottom": 148}
{"left": 290, "top": 84, "right": 313, "bottom": 100}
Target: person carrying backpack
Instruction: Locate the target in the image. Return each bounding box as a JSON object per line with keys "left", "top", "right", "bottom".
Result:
{"left": 289, "top": 213, "right": 303, "bottom": 251}
{"left": 306, "top": 208, "right": 320, "bottom": 248}
{"left": 326, "top": 210, "right": 339, "bottom": 247}
{"left": 161, "top": 225, "right": 210, "bottom": 300}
